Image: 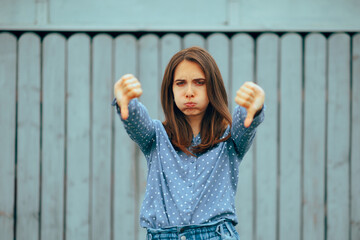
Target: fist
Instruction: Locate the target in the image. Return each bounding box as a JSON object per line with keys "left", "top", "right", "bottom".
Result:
{"left": 114, "top": 74, "right": 143, "bottom": 120}
{"left": 235, "top": 81, "right": 265, "bottom": 128}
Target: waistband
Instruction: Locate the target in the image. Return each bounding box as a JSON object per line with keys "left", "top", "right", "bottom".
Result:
{"left": 146, "top": 219, "right": 235, "bottom": 239}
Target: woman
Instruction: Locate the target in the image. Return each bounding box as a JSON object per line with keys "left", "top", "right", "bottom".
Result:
{"left": 112, "top": 46, "right": 265, "bottom": 239}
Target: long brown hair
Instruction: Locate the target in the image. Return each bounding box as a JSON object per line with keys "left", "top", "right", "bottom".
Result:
{"left": 161, "top": 46, "right": 232, "bottom": 156}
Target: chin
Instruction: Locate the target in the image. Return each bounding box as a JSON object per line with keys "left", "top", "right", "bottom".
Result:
{"left": 182, "top": 108, "right": 197, "bottom": 113}
{"left": 183, "top": 109, "right": 203, "bottom": 117}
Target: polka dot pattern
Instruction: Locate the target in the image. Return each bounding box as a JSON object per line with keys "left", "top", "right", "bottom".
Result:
{"left": 112, "top": 98, "right": 265, "bottom": 229}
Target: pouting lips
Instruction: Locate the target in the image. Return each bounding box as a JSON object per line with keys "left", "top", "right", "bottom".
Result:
{"left": 185, "top": 102, "right": 196, "bottom": 107}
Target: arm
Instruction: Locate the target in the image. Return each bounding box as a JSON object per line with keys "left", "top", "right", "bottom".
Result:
{"left": 113, "top": 74, "right": 155, "bottom": 155}
{"left": 231, "top": 105, "right": 265, "bottom": 158}
{"left": 232, "top": 81, "right": 265, "bottom": 158}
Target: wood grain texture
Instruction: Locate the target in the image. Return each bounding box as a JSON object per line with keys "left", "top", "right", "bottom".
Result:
{"left": 41, "top": 33, "right": 66, "bottom": 240}
{"left": 231, "top": 33, "right": 255, "bottom": 240}
{"left": 327, "top": 33, "right": 350, "bottom": 240}
{"left": 0, "top": 32, "right": 358, "bottom": 240}
{"left": 17, "top": 33, "right": 41, "bottom": 240}
{"left": 66, "top": 33, "right": 91, "bottom": 240}
{"left": 183, "top": 34, "right": 205, "bottom": 49}
{"left": 2, "top": 0, "right": 360, "bottom": 31}
{"left": 0, "top": 32, "right": 16, "bottom": 240}
{"left": 160, "top": 33, "right": 181, "bottom": 122}
{"left": 91, "top": 34, "right": 113, "bottom": 240}
{"left": 138, "top": 34, "right": 160, "bottom": 240}
{"left": 255, "top": 33, "right": 279, "bottom": 240}
{"left": 113, "top": 34, "right": 137, "bottom": 239}
{"left": 160, "top": 34, "right": 181, "bottom": 77}
{"left": 279, "top": 33, "right": 302, "bottom": 240}
{"left": 303, "top": 33, "right": 326, "bottom": 240}
{"left": 207, "top": 34, "right": 231, "bottom": 109}
{"left": 351, "top": 32, "right": 360, "bottom": 240}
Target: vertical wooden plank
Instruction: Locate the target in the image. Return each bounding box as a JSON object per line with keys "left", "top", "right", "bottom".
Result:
{"left": 92, "top": 34, "right": 112, "bottom": 240}
{"left": 303, "top": 33, "right": 326, "bottom": 240}
{"left": 236, "top": 147, "right": 254, "bottom": 240}
{"left": 41, "top": 33, "right": 66, "bottom": 240}
{"left": 183, "top": 33, "right": 205, "bottom": 49}
{"left": 160, "top": 34, "right": 181, "bottom": 76}
{"left": 231, "top": 33, "right": 255, "bottom": 240}
{"left": 17, "top": 33, "right": 41, "bottom": 240}
{"left": 139, "top": 34, "right": 160, "bottom": 119}
{"left": 351, "top": 33, "right": 360, "bottom": 240}
{"left": 327, "top": 33, "right": 350, "bottom": 240}
{"left": 138, "top": 34, "right": 160, "bottom": 240}
{"left": 255, "top": 33, "right": 279, "bottom": 240}
{"left": 0, "top": 32, "right": 16, "bottom": 240}
{"left": 279, "top": 33, "right": 302, "bottom": 240}
{"left": 66, "top": 33, "right": 91, "bottom": 240}
{"left": 230, "top": 33, "right": 255, "bottom": 109}
{"left": 160, "top": 33, "right": 181, "bottom": 122}
{"left": 207, "top": 33, "right": 231, "bottom": 108}
{"left": 113, "top": 34, "right": 137, "bottom": 240}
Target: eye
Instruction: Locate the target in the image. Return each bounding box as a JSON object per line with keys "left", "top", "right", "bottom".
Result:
{"left": 175, "top": 81, "right": 185, "bottom": 86}
{"left": 196, "top": 80, "right": 205, "bottom": 85}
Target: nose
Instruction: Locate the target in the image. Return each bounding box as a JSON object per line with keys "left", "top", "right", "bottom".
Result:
{"left": 185, "top": 84, "right": 194, "bottom": 98}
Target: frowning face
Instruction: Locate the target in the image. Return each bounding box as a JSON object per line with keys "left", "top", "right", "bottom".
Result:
{"left": 172, "top": 60, "right": 209, "bottom": 121}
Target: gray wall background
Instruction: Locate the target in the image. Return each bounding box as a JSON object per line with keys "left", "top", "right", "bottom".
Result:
{"left": 0, "top": 0, "right": 360, "bottom": 31}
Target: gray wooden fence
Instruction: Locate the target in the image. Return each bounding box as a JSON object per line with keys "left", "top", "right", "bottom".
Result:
{"left": 0, "top": 32, "right": 359, "bottom": 240}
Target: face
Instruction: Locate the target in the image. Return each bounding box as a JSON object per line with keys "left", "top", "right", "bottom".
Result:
{"left": 172, "top": 60, "right": 209, "bottom": 120}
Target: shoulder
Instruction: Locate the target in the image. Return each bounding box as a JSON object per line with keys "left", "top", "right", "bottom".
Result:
{"left": 153, "top": 120, "right": 170, "bottom": 137}
{"left": 153, "top": 119, "right": 164, "bottom": 128}
{"left": 222, "top": 125, "right": 231, "bottom": 139}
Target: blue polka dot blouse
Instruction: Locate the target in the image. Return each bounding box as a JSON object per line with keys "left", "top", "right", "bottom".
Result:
{"left": 112, "top": 98, "right": 265, "bottom": 229}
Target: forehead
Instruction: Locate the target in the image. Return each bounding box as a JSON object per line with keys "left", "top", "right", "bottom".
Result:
{"left": 174, "top": 60, "right": 205, "bottom": 79}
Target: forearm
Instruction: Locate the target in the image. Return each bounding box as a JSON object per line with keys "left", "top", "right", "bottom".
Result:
{"left": 112, "top": 98, "right": 155, "bottom": 154}
{"left": 231, "top": 105, "right": 265, "bottom": 158}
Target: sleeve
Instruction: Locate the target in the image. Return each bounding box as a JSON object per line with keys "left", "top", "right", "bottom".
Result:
{"left": 231, "top": 104, "right": 265, "bottom": 159}
{"left": 111, "top": 98, "right": 156, "bottom": 155}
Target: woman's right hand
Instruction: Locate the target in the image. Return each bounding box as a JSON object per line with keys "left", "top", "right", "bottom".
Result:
{"left": 114, "top": 74, "right": 143, "bottom": 120}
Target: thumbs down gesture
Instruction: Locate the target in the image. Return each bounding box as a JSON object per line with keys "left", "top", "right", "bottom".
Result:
{"left": 235, "top": 81, "right": 265, "bottom": 128}
{"left": 114, "top": 74, "right": 143, "bottom": 120}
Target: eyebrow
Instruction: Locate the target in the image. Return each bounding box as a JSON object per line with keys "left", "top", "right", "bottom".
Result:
{"left": 174, "top": 78, "right": 206, "bottom": 82}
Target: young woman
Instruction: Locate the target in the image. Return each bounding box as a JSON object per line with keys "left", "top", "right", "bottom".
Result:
{"left": 112, "top": 46, "right": 265, "bottom": 240}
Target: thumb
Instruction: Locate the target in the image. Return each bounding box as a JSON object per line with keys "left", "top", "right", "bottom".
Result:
{"left": 244, "top": 108, "right": 256, "bottom": 128}
{"left": 119, "top": 97, "right": 130, "bottom": 120}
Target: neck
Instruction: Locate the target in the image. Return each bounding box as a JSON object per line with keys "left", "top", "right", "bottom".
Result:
{"left": 186, "top": 114, "right": 203, "bottom": 136}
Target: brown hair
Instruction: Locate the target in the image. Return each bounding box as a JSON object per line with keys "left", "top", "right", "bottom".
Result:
{"left": 161, "top": 46, "right": 232, "bottom": 156}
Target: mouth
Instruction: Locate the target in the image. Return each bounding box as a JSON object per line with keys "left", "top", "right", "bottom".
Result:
{"left": 184, "top": 102, "right": 196, "bottom": 108}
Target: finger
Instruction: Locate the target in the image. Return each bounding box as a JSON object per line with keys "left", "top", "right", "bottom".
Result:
{"left": 238, "top": 86, "right": 255, "bottom": 98}
{"left": 120, "top": 76, "right": 137, "bottom": 88}
{"left": 121, "top": 74, "right": 134, "bottom": 81}
{"left": 244, "top": 108, "right": 256, "bottom": 128}
{"left": 114, "top": 78, "right": 124, "bottom": 97}
{"left": 122, "top": 77, "right": 138, "bottom": 85}
{"left": 123, "top": 81, "right": 141, "bottom": 94}
{"left": 246, "top": 82, "right": 265, "bottom": 99}
{"left": 127, "top": 88, "right": 143, "bottom": 99}
{"left": 120, "top": 97, "right": 130, "bottom": 120}
{"left": 236, "top": 90, "right": 254, "bottom": 103}
{"left": 119, "top": 74, "right": 135, "bottom": 89}
{"left": 235, "top": 96, "right": 251, "bottom": 108}
{"left": 243, "top": 81, "right": 257, "bottom": 90}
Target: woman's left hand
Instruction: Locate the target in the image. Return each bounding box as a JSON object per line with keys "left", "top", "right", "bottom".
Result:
{"left": 235, "top": 81, "right": 265, "bottom": 128}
